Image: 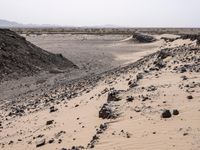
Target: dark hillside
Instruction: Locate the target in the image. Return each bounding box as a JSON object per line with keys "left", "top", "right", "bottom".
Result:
{"left": 0, "top": 29, "right": 77, "bottom": 81}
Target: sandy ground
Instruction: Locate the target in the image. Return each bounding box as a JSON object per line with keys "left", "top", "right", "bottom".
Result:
{"left": 25, "top": 34, "right": 163, "bottom": 72}
{"left": 0, "top": 33, "right": 199, "bottom": 150}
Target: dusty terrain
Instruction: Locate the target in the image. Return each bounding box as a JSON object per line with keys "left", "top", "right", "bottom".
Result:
{"left": 24, "top": 33, "right": 162, "bottom": 73}
{"left": 0, "top": 29, "right": 200, "bottom": 150}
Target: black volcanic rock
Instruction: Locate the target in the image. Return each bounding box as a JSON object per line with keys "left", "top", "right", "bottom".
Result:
{"left": 0, "top": 29, "right": 77, "bottom": 81}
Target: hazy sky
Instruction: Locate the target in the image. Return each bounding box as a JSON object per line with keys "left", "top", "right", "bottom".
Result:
{"left": 0, "top": 0, "right": 200, "bottom": 27}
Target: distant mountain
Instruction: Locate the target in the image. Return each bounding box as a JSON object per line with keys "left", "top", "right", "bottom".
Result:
{"left": 0, "top": 19, "right": 23, "bottom": 28}
{"left": 81, "top": 24, "right": 123, "bottom": 28}
{"left": 0, "top": 19, "right": 61, "bottom": 28}
{"left": 0, "top": 19, "right": 124, "bottom": 28}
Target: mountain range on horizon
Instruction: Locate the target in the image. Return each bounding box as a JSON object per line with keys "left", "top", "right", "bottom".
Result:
{"left": 0, "top": 19, "right": 63, "bottom": 28}
{"left": 0, "top": 19, "right": 124, "bottom": 28}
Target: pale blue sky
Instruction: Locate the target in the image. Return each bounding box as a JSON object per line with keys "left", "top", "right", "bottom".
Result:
{"left": 0, "top": 0, "right": 199, "bottom": 27}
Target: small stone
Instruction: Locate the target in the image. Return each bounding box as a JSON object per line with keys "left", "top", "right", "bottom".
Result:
{"left": 46, "top": 120, "right": 54, "bottom": 125}
{"left": 101, "top": 88, "right": 109, "bottom": 94}
{"left": 173, "top": 109, "right": 179, "bottom": 115}
{"left": 141, "top": 95, "right": 149, "bottom": 101}
{"left": 126, "top": 133, "right": 131, "bottom": 138}
{"left": 181, "top": 75, "right": 188, "bottom": 80}
{"left": 129, "top": 80, "right": 138, "bottom": 88}
{"left": 75, "top": 104, "right": 79, "bottom": 107}
{"left": 48, "top": 138, "right": 54, "bottom": 144}
{"left": 161, "top": 109, "right": 172, "bottom": 118}
{"left": 107, "top": 90, "right": 121, "bottom": 102}
{"left": 8, "top": 140, "right": 14, "bottom": 145}
{"left": 134, "top": 106, "right": 141, "bottom": 112}
{"left": 71, "top": 146, "right": 77, "bottom": 150}
{"left": 180, "top": 67, "right": 187, "bottom": 73}
{"left": 126, "top": 96, "right": 134, "bottom": 102}
{"left": 99, "top": 123, "right": 108, "bottom": 130}
{"left": 136, "top": 73, "right": 143, "bottom": 81}
{"left": 50, "top": 106, "right": 58, "bottom": 113}
{"left": 187, "top": 95, "right": 193, "bottom": 99}
{"left": 58, "top": 139, "right": 62, "bottom": 144}
{"left": 147, "top": 85, "right": 157, "bottom": 92}
{"left": 183, "top": 133, "right": 188, "bottom": 136}
{"left": 37, "top": 134, "right": 44, "bottom": 138}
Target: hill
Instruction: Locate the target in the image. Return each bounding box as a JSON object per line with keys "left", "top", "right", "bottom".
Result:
{"left": 0, "top": 29, "right": 77, "bottom": 81}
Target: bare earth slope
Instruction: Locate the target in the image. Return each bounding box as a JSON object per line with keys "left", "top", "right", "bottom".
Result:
{"left": 0, "top": 29, "right": 77, "bottom": 82}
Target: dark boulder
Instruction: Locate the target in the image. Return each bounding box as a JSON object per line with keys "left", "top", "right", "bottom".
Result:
{"left": 99, "top": 104, "right": 116, "bottom": 119}
{"left": 161, "top": 109, "right": 172, "bottom": 118}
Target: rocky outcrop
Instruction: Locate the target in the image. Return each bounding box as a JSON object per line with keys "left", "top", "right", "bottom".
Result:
{"left": 132, "top": 32, "right": 156, "bottom": 43}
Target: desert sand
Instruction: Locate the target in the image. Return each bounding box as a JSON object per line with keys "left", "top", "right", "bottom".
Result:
{"left": 0, "top": 30, "right": 200, "bottom": 150}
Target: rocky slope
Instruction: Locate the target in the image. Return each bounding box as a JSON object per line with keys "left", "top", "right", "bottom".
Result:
{"left": 0, "top": 43, "right": 199, "bottom": 150}
{"left": 0, "top": 29, "right": 77, "bottom": 82}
